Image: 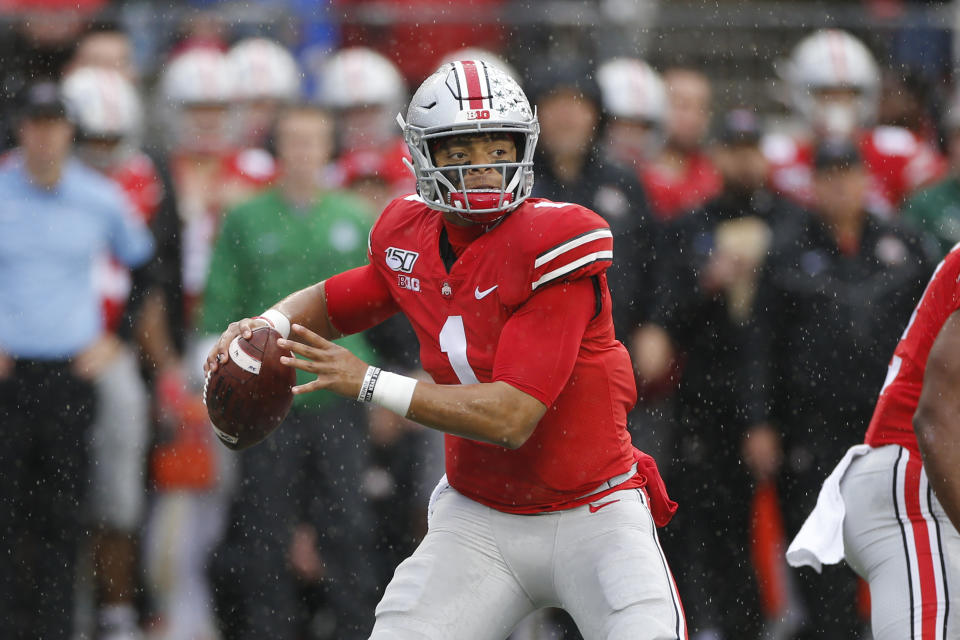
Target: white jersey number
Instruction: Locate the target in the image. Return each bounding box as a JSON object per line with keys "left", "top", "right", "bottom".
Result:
{"left": 439, "top": 315, "right": 480, "bottom": 384}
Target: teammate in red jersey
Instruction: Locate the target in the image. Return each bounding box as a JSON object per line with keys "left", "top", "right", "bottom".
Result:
{"left": 765, "top": 29, "right": 945, "bottom": 217}
{"left": 206, "top": 59, "right": 685, "bottom": 639}
{"left": 786, "top": 245, "right": 960, "bottom": 639}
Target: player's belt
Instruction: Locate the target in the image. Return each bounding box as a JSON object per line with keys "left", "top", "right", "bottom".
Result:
{"left": 575, "top": 462, "right": 639, "bottom": 500}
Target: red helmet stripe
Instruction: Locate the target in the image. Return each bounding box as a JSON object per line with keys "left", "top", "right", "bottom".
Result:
{"left": 826, "top": 30, "right": 849, "bottom": 84}
{"left": 461, "top": 60, "right": 486, "bottom": 109}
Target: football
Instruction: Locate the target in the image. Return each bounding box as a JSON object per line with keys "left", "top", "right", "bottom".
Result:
{"left": 204, "top": 326, "right": 296, "bottom": 450}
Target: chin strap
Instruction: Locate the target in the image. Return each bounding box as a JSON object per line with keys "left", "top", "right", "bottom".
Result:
{"left": 447, "top": 191, "right": 513, "bottom": 223}
{"left": 448, "top": 190, "right": 513, "bottom": 210}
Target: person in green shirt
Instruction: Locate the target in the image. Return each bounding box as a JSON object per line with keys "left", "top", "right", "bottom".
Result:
{"left": 203, "top": 104, "right": 379, "bottom": 639}
{"left": 901, "top": 107, "right": 960, "bottom": 257}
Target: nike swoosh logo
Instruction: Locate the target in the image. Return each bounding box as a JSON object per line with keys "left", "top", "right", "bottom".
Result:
{"left": 588, "top": 499, "right": 620, "bottom": 513}
{"left": 474, "top": 285, "right": 498, "bottom": 299}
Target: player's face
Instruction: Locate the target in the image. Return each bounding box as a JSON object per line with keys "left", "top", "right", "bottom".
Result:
{"left": 813, "top": 165, "right": 868, "bottom": 224}
{"left": 665, "top": 70, "right": 712, "bottom": 151}
{"left": 19, "top": 116, "right": 74, "bottom": 172}
{"left": 72, "top": 32, "right": 137, "bottom": 82}
{"left": 339, "top": 104, "right": 394, "bottom": 152}
{"left": 432, "top": 133, "right": 517, "bottom": 191}
{"left": 180, "top": 103, "right": 232, "bottom": 154}
{"left": 605, "top": 118, "right": 657, "bottom": 165}
{"left": 713, "top": 142, "right": 768, "bottom": 193}
{"left": 537, "top": 89, "right": 598, "bottom": 159}
{"left": 77, "top": 136, "right": 124, "bottom": 172}
{"left": 811, "top": 87, "right": 861, "bottom": 139}
{"left": 276, "top": 109, "right": 334, "bottom": 183}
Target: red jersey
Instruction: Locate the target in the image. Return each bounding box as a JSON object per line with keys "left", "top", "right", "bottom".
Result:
{"left": 326, "top": 195, "right": 674, "bottom": 519}
{"left": 640, "top": 151, "right": 722, "bottom": 222}
{"left": 98, "top": 152, "right": 164, "bottom": 332}
{"left": 865, "top": 244, "right": 960, "bottom": 455}
{"left": 764, "top": 126, "right": 945, "bottom": 217}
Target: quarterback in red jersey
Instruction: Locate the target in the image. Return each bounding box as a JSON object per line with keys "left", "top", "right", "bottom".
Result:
{"left": 786, "top": 246, "right": 960, "bottom": 639}
{"left": 206, "top": 59, "right": 684, "bottom": 639}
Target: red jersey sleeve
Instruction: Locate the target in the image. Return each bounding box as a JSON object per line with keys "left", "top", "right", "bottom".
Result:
{"left": 492, "top": 276, "right": 595, "bottom": 406}
{"left": 498, "top": 201, "right": 614, "bottom": 307}
{"left": 324, "top": 264, "right": 400, "bottom": 335}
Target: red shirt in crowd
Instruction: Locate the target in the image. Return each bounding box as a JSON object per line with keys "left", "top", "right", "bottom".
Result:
{"left": 764, "top": 126, "right": 945, "bottom": 217}
{"left": 99, "top": 152, "right": 165, "bottom": 331}
{"left": 640, "top": 151, "right": 722, "bottom": 222}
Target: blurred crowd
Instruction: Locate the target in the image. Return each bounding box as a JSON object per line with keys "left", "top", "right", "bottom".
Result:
{"left": 1, "top": 1, "right": 959, "bottom": 640}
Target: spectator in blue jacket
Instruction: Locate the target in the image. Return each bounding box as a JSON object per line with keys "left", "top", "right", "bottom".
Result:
{"left": 0, "top": 82, "right": 154, "bottom": 640}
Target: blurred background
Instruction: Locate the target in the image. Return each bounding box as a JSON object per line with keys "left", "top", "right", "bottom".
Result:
{"left": 0, "top": 1, "right": 958, "bottom": 639}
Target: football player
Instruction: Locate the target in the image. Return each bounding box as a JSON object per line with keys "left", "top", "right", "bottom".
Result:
{"left": 765, "top": 28, "right": 945, "bottom": 216}
{"left": 597, "top": 57, "right": 668, "bottom": 172}
{"left": 317, "top": 47, "right": 414, "bottom": 204}
{"left": 226, "top": 37, "right": 301, "bottom": 148}
{"left": 206, "top": 59, "right": 685, "bottom": 639}
{"left": 637, "top": 66, "right": 722, "bottom": 221}
{"left": 787, "top": 241, "right": 960, "bottom": 639}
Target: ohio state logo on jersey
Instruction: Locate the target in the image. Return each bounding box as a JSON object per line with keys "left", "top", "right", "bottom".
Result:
{"left": 385, "top": 247, "right": 419, "bottom": 273}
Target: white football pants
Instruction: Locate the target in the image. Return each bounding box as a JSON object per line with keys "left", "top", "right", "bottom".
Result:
{"left": 370, "top": 484, "right": 686, "bottom": 640}
{"left": 842, "top": 444, "right": 960, "bottom": 640}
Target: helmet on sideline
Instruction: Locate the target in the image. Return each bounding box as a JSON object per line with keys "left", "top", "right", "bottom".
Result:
{"left": 398, "top": 59, "right": 539, "bottom": 223}
{"left": 316, "top": 47, "right": 406, "bottom": 110}
{"left": 62, "top": 66, "right": 142, "bottom": 140}
{"left": 597, "top": 57, "right": 667, "bottom": 128}
{"left": 227, "top": 38, "right": 301, "bottom": 102}
{"left": 161, "top": 48, "right": 235, "bottom": 106}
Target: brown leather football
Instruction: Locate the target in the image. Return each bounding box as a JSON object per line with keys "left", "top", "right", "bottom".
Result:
{"left": 204, "top": 326, "right": 296, "bottom": 450}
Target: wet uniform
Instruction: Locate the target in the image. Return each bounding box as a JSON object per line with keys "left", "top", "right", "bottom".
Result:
{"left": 324, "top": 194, "right": 686, "bottom": 639}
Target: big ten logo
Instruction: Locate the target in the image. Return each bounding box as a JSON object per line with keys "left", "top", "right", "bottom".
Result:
{"left": 385, "top": 247, "right": 419, "bottom": 273}
{"left": 398, "top": 275, "right": 421, "bottom": 292}
{"left": 466, "top": 110, "right": 491, "bottom": 121}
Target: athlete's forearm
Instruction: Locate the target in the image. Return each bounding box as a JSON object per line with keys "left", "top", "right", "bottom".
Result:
{"left": 406, "top": 380, "right": 545, "bottom": 449}
{"left": 272, "top": 281, "right": 342, "bottom": 340}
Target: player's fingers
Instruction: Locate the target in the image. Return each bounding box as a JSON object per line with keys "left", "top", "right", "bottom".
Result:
{"left": 238, "top": 318, "right": 260, "bottom": 340}
{"left": 279, "top": 354, "right": 319, "bottom": 373}
{"left": 290, "top": 323, "right": 331, "bottom": 348}
{"left": 277, "top": 337, "right": 330, "bottom": 362}
{"left": 291, "top": 377, "right": 331, "bottom": 395}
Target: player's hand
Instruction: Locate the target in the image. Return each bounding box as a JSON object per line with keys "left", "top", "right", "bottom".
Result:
{"left": 278, "top": 324, "right": 369, "bottom": 398}
{"left": 742, "top": 423, "right": 783, "bottom": 482}
{"left": 631, "top": 324, "right": 675, "bottom": 384}
{"left": 204, "top": 317, "right": 271, "bottom": 373}
{"left": 701, "top": 251, "right": 743, "bottom": 293}
{"left": 288, "top": 523, "right": 325, "bottom": 582}
{"left": 73, "top": 333, "right": 122, "bottom": 381}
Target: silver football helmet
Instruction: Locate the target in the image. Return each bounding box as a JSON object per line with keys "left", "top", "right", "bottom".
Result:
{"left": 398, "top": 59, "right": 539, "bottom": 223}
{"left": 784, "top": 29, "right": 880, "bottom": 137}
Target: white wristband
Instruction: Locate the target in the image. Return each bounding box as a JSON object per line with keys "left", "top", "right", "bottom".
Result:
{"left": 357, "top": 365, "right": 417, "bottom": 417}
{"left": 257, "top": 309, "right": 291, "bottom": 339}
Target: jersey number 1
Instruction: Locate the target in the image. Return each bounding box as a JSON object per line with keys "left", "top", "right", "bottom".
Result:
{"left": 439, "top": 316, "right": 480, "bottom": 384}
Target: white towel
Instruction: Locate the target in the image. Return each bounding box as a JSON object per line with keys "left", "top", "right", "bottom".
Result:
{"left": 786, "top": 444, "right": 873, "bottom": 573}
